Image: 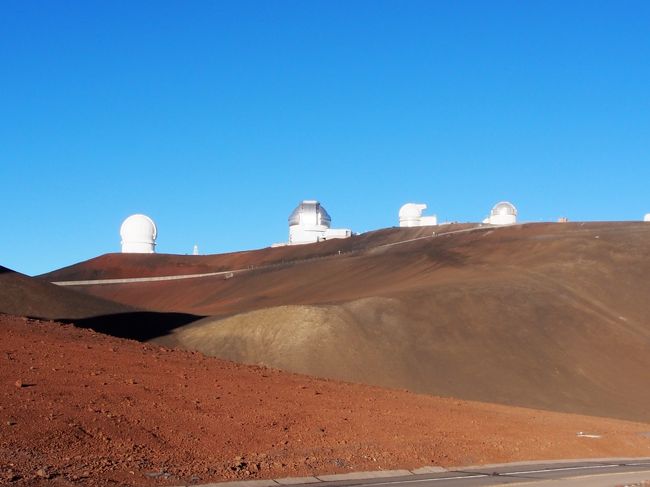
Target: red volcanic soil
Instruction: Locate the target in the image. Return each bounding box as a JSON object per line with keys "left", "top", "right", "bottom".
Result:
{"left": 40, "top": 222, "right": 650, "bottom": 423}
{"left": 2, "top": 314, "right": 650, "bottom": 486}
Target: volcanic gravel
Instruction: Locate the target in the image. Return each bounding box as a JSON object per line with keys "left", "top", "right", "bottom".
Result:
{"left": 1, "top": 314, "right": 650, "bottom": 486}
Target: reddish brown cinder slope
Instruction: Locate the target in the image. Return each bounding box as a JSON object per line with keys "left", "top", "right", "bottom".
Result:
{"left": 39, "top": 222, "right": 650, "bottom": 422}
{"left": 2, "top": 315, "right": 650, "bottom": 486}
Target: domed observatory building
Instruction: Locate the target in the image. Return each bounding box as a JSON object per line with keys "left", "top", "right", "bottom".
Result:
{"left": 485, "top": 201, "right": 518, "bottom": 225}
{"left": 120, "top": 214, "right": 157, "bottom": 253}
{"left": 288, "top": 200, "right": 352, "bottom": 245}
{"left": 398, "top": 203, "right": 438, "bottom": 227}
{"left": 644, "top": 213, "right": 650, "bottom": 222}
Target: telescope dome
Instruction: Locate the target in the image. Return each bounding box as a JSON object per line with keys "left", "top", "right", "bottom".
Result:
{"left": 644, "top": 213, "right": 650, "bottom": 222}
{"left": 398, "top": 203, "right": 437, "bottom": 227}
{"left": 288, "top": 200, "right": 331, "bottom": 228}
{"left": 491, "top": 201, "right": 517, "bottom": 217}
{"left": 487, "top": 201, "right": 517, "bottom": 225}
{"left": 399, "top": 203, "right": 426, "bottom": 219}
{"left": 120, "top": 214, "right": 157, "bottom": 253}
{"left": 287, "top": 200, "right": 351, "bottom": 245}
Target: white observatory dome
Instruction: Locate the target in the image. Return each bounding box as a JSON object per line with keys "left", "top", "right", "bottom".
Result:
{"left": 487, "top": 201, "right": 517, "bottom": 225}
{"left": 645, "top": 213, "right": 650, "bottom": 222}
{"left": 289, "top": 200, "right": 332, "bottom": 229}
{"left": 399, "top": 203, "right": 437, "bottom": 227}
{"left": 399, "top": 203, "right": 426, "bottom": 227}
{"left": 120, "top": 214, "right": 157, "bottom": 253}
{"left": 287, "top": 200, "right": 351, "bottom": 245}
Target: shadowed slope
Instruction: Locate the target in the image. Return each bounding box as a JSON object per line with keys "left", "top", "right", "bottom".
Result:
{"left": 0, "top": 266, "right": 201, "bottom": 340}
{"left": 0, "top": 265, "right": 131, "bottom": 319}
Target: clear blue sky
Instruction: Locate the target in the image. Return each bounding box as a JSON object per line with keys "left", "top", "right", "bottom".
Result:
{"left": 1, "top": 1, "right": 649, "bottom": 276}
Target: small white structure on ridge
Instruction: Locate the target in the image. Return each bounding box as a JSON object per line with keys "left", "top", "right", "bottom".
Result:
{"left": 484, "top": 201, "right": 518, "bottom": 226}
{"left": 288, "top": 200, "right": 351, "bottom": 245}
{"left": 398, "top": 203, "right": 438, "bottom": 227}
{"left": 193, "top": 244, "right": 199, "bottom": 255}
{"left": 120, "top": 214, "right": 157, "bottom": 253}
{"left": 644, "top": 213, "right": 650, "bottom": 222}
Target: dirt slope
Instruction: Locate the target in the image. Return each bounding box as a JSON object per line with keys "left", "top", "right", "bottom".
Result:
{"left": 2, "top": 315, "right": 650, "bottom": 486}
{"left": 173, "top": 292, "right": 650, "bottom": 422}
{"left": 0, "top": 266, "right": 201, "bottom": 340}
{"left": 40, "top": 225, "right": 473, "bottom": 282}
{"left": 39, "top": 222, "right": 650, "bottom": 422}
{"left": 0, "top": 266, "right": 131, "bottom": 320}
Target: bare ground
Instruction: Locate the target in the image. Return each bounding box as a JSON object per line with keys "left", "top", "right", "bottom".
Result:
{"left": 2, "top": 315, "right": 650, "bottom": 486}
{"left": 40, "top": 222, "right": 650, "bottom": 423}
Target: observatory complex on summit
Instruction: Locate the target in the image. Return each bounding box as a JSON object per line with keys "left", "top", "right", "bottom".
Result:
{"left": 397, "top": 200, "right": 518, "bottom": 227}
{"left": 117, "top": 202, "right": 650, "bottom": 253}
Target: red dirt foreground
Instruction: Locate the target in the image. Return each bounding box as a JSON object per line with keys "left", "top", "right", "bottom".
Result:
{"left": 2, "top": 315, "right": 650, "bottom": 487}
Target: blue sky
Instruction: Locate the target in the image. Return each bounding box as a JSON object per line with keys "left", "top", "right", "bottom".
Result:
{"left": 1, "top": 1, "right": 649, "bottom": 275}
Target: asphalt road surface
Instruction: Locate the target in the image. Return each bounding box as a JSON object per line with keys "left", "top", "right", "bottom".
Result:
{"left": 288, "top": 460, "right": 650, "bottom": 487}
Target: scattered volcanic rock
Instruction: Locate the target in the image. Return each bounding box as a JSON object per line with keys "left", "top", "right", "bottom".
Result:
{"left": 1, "top": 314, "right": 650, "bottom": 486}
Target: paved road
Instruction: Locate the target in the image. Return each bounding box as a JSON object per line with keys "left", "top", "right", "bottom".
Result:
{"left": 280, "top": 460, "right": 650, "bottom": 487}
{"left": 52, "top": 269, "right": 244, "bottom": 286}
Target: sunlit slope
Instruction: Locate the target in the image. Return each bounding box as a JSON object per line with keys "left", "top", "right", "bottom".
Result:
{"left": 57, "top": 222, "right": 650, "bottom": 320}
{"left": 40, "top": 225, "right": 471, "bottom": 282}
{"left": 45, "top": 222, "right": 650, "bottom": 421}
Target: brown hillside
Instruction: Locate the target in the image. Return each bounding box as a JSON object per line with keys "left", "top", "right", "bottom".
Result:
{"left": 0, "top": 266, "right": 200, "bottom": 341}
{"left": 40, "top": 226, "right": 475, "bottom": 282}
{"left": 39, "top": 222, "right": 650, "bottom": 422}
{"left": 0, "top": 266, "right": 131, "bottom": 320}
{"left": 2, "top": 314, "right": 650, "bottom": 486}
